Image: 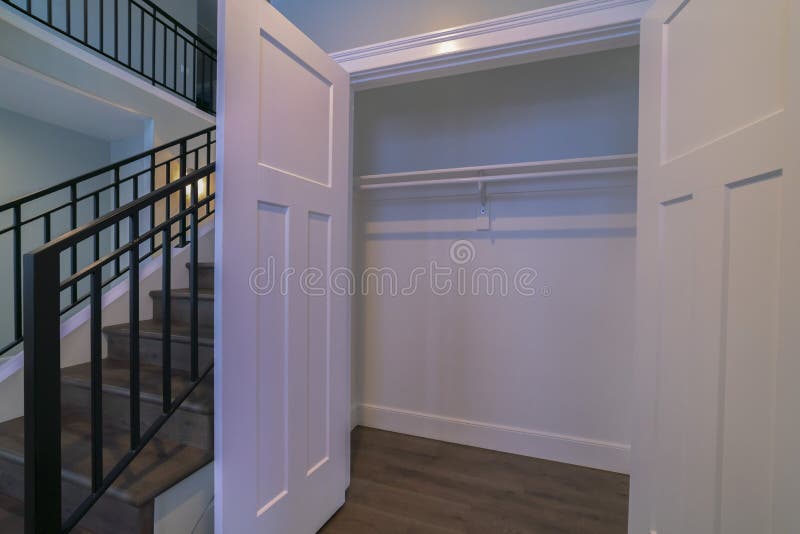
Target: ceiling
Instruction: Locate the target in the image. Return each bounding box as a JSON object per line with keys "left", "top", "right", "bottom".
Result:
{"left": 0, "top": 55, "right": 150, "bottom": 142}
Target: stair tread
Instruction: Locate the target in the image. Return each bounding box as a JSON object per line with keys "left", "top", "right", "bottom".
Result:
{"left": 0, "top": 414, "right": 212, "bottom": 508}
{"left": 104, "top": 320, "right": 214, "bottom": 344}
{"left": 0, "top": 494, "right": 24, "bottom": 534}
{"left": 62, "top": 359, "right": 212, "bottom": 414}
{"left": 187, "top": 262, "right": 214, "bottom": 269}
{"left": 148, "top": 288, "right": 214, "bottom": 300}
{"left": 0, "top": 494, "right": 93, "bottom": 534}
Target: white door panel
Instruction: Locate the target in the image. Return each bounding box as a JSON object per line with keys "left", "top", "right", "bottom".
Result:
{"left": 216, "top": 1, "right": 351, "bottom": 533}
{"left": 631, "top": 0, "right": 797, "bottom": 533}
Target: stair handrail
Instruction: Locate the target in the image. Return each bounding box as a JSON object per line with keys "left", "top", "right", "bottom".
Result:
{"left": 0, "top": 0, "right": 217, "bottom": 112}
{"left": 24, "top": 163, "right": 215, "bottom": 533}
{"left": 0, "top": 126, "right": 216, "bottom": 358}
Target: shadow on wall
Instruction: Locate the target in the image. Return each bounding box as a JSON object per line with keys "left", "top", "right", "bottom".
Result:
{"left": 354, "top": 47, "right": 640, "bottom": 176}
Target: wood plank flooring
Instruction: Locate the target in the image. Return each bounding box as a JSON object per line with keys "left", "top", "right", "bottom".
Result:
{"left": 320, "top": 427, "right": 629, "bottom": 534}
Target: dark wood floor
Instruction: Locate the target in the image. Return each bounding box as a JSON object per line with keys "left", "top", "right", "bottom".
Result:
{"left": 320, "top": 427, "right": 629, "bottom": 534}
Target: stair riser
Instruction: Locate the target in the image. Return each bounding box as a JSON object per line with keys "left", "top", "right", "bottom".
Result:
{"left": 62, "top": 383, "right": 213, "bottom": 450}
{"left": 107, "top": 334, "right": 213, "bottom": 373}
{"left": 196, "top": 266, "right": 214, "bottom": 291}
{"left": 151, "top": 293, "right": 214, "bottom": 328}
{"left": 0, "top": 456, "right": 152, "bottom": 534}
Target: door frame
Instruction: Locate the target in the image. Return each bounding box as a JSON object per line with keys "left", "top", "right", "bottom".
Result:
{"left": 331, "top": 0, "right": 652, "bottom": 91}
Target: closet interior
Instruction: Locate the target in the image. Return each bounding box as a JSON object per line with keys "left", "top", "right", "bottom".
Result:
{"left": 350, "top": 46, "right": 640, "bottom": 475}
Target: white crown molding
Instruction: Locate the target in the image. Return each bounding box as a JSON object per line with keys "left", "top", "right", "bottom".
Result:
{"left": 332, "top": 0, "right": 652, "bottom": 90}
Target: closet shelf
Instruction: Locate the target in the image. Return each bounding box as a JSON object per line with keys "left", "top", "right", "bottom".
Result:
{"left": 357, "top": 154, "right": 638, "bottom": 191}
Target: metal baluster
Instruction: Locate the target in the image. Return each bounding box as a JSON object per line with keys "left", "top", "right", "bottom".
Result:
{"left": 114, "top": 167, "right": 121, "bottom": 276}
{"left": 114, "top": 0, "right": 118, "bottom": 59}
{"left": 90, "top": 269, "right": 103, "bottom": 492}
{"left": 129, "top": 214, "right": 140, "bottom": 448}
{"left": 83, "top": 0, "right": 88, "bottom": 44}
{"left": 189, "top": 179, "right": 198, "bottom": 381}
{"left": 139, "top": 5, "right": 144, "bottom": 73}
{"left": 70, "top": 183, "right": 78, "bottom": 305}
{"left": 47, "top": 0, "right": 52, "bottom": 24}
{"left": 161, "top": 226, "right": 172, "bottom": 412}
{"left": 151, "top": 6, "right": 156, "bottom": 84}
{"left": 93, "top": 192, "right": 101, "bottom": 261}
{"left": 99, "top": 0, "right": 104, "bottom": 52}
{"left": 127, "top": 0, "right": 131, "bottom": 67}
{"left": 162, "top": 20, "right": 167, "bottom": 85}
{"left": 67, "top": 0, "right": 71, "bottom": 34}
{"left": 182, "top": 38, "right": 187, "bottom": 97}
{"left": 206, "top": 130, "right": 213, "bottom": 217}
{"left": 179, "top": 140, "right": 187, "bottom": 247}
{"left": 206, "top": 130, "right": 211, "bottom": 168}
{"left": 173, "top": 26, "right": 177, "bottom": 90}
{"left": 43, "top": 213, "right": 51, "bottom": 243}
{"left": 150, "top": 154, "right": 156, "bottom": 253}
{"left": 13, "top": 206, "right": 22, "bottom": 343}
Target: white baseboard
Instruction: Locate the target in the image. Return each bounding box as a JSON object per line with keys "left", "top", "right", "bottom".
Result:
{"left": 350, "top": 404, "right": 361, "bottom": 431}
{"left": 358, "top": 403, "right": 629, "bottom": 474}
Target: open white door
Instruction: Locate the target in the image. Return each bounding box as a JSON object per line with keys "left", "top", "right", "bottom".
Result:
{"left": 630, "top": 1, "right": 799, "bottom": 533}
{"left": 215, "top": 1, "right": 351, "bottom": 533}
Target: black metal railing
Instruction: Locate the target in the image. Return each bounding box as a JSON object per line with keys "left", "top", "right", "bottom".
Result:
{"left": 24, "top": 161, "right": 215, "bottom": 533}
{"left": 1, "top": 0, "right": 216, "bottom": 113}
{"left": 0, "top": 126, "right": 216, "bottom": 360}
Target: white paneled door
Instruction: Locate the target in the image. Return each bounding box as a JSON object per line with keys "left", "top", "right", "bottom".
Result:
{"left": 215, "top": 1, "right": 351, "bottom": 533}
{"left": 630, "top": 1, "right": 799, "bottom": 534}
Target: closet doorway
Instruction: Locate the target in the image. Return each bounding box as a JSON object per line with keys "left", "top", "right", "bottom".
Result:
{"left": 350, "top": 47, "right": 640, "bottom": 478}
{"left": 333, "top": 42, "right": 641, "bottom": 532}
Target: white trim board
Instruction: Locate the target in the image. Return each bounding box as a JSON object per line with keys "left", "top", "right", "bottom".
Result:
{"left": 332, "top": 0, "right": 652, "bottom": 90}
{"left": 357, "top": 403, "right": 630, "bottom": 474}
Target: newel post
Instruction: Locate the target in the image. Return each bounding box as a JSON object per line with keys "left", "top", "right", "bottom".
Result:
{"left": 23, "top": 249, "right": 62, "bottom": 533}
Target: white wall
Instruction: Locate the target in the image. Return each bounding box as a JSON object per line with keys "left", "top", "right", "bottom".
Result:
{"left": 356, "top": 187, "right": 636, "bottom": 473}
{"left": 272, "top": 0, "right": 576, "bottom": 52}
{"left": 0, "top": 107, "right": 115, "bottom": 350}
{"left": 0, "top": 107, "right": 112, "bottom": 203}
{"left": 355, "top": 47, "right": 640, "bottom": 175}
{"left": 353, "top": 49, "right": 639, "bottom": 473}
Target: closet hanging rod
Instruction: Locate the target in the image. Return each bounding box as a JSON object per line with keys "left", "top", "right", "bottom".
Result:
{"left": 356, "top": 183, "right": 636, "bottom": 203}
{"left": 359, "top": 165, "right": 638, "bottom": 191}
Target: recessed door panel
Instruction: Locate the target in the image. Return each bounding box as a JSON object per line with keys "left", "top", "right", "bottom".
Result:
{"left": 255, "top": 202, "right": 290, "bottom": 515}
{"left": 306, "top": 211, "right": 332, "bottom": 476}
{"left": 259, "top": 33, "right": 332, "bottom": 186}
{"left": 719, "top": 172, "right": 783, "bottom": 534}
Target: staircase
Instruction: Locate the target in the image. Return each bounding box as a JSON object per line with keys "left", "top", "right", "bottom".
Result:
{"left": 0, "top": 1, "right": 219, "bottom": 529}
{"left": 0, "top": 262, "right": 215, "bottom": 533}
